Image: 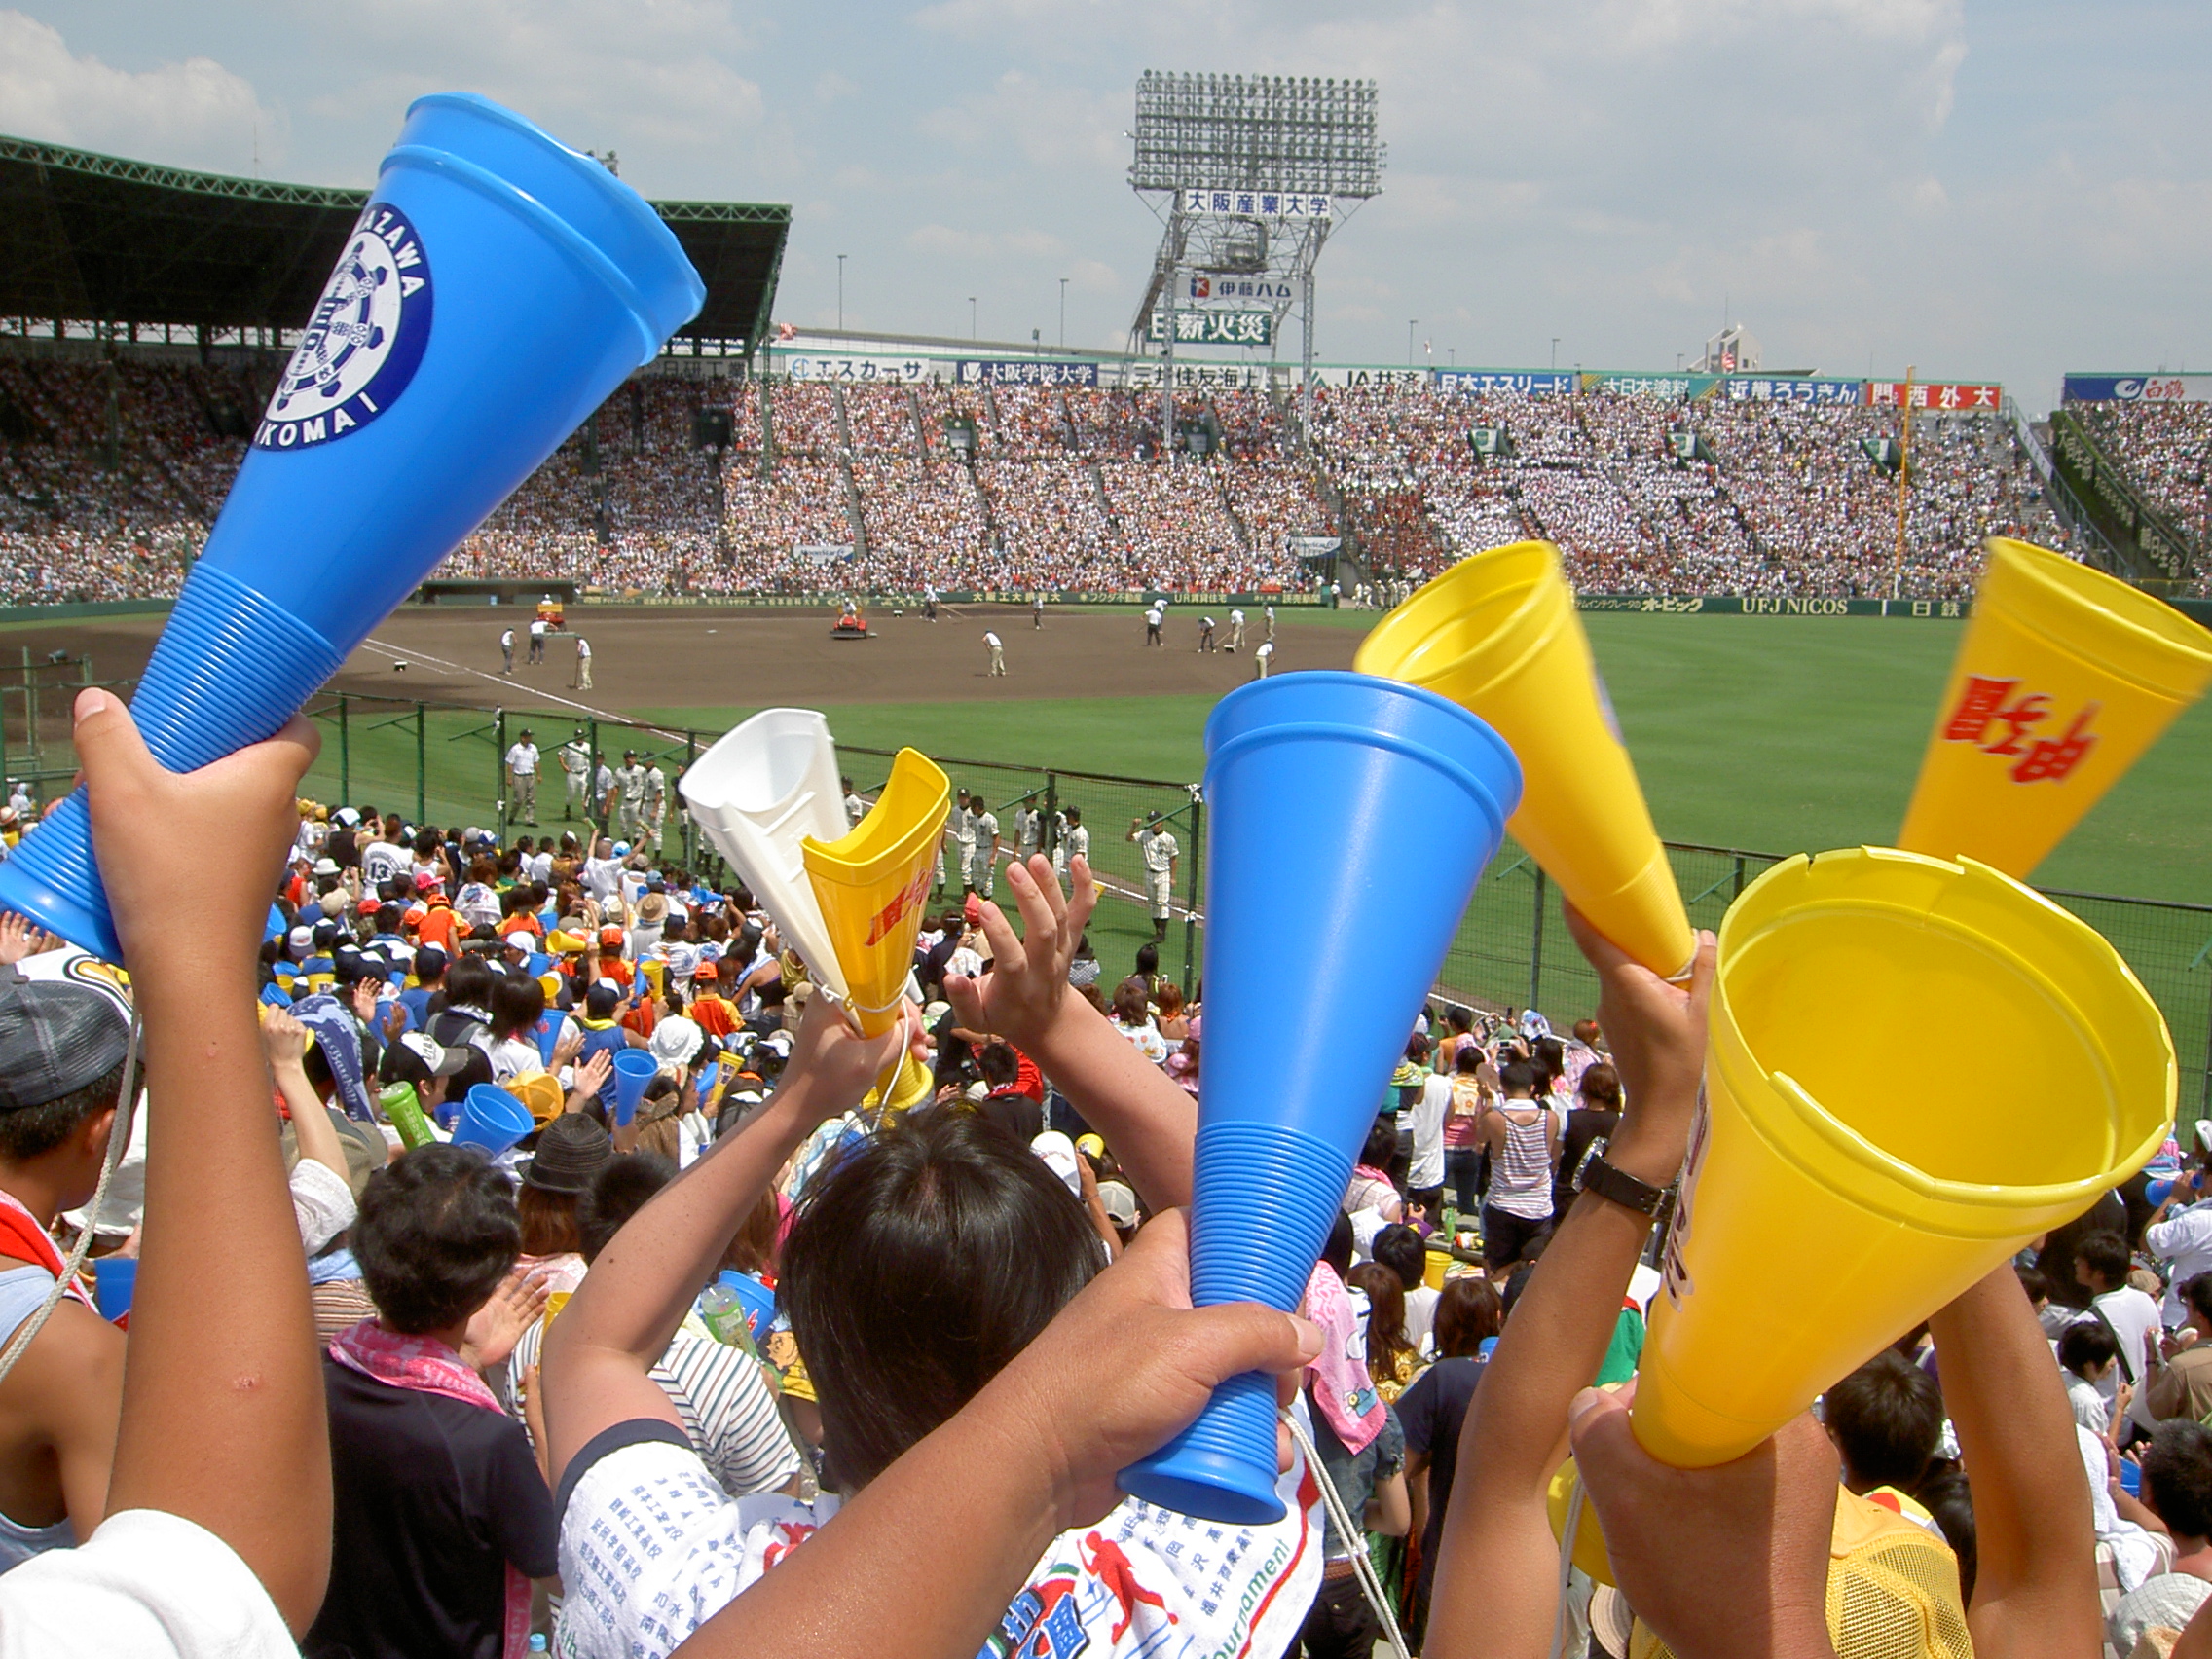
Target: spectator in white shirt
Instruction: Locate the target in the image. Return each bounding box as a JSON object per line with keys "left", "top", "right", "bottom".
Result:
{"left": 2146, "top": 1170, "right": 2212, "bottom": 1326}
{"left": 2073, "top": 1229, "right": 2160, "bottom": 1411}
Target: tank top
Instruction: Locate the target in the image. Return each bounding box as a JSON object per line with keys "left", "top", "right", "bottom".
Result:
{"left": 1489, "top": 1107, "right": 1554, "bottom": 1220}
{"left": 0, "top": 1264, "right": 79, "bottom": 1570}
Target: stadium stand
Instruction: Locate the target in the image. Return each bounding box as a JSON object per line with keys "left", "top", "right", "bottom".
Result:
{"left": 2079, "top": 402, "right": 2212, "bottom": 554}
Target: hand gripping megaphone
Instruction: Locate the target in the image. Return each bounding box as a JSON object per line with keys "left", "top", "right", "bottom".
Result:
{"left": 1355, "top": 541, "right": 1695, "bottom": 980}
{"left": 1118, "top": 672, "right": 1520, "bottom": 1524}
{"left": 1898, "top": 538, "right": 2212, "bottom": 877}
{"left": 0, "top": 93, "right": 704, "bottom": 961}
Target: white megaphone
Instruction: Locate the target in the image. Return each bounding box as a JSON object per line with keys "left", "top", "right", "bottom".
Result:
{"left": 679, "top": 708, "right": 852, "bottom": 1002}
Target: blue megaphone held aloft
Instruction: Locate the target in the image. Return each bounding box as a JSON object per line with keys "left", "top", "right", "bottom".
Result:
{"left": 610, "top": 1048, "right": 658, "bottom": 1127}
{"left": 0, "top": 94, "right": 704, "bottom": 960}
{"left": 1119, "top": 672, "right": 1521, "bottom": 1524}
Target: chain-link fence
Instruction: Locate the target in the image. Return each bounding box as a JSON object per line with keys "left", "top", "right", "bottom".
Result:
{"left": 270, "top": 692, "right": 2212, "bottom": 1118}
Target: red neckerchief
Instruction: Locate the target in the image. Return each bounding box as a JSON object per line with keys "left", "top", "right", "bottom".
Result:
{"left": 0, "top": 1187, "right": 95, "bottom": 1311}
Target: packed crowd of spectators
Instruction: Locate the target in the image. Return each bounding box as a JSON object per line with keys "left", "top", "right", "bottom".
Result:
{"left": 0, "top": 353, "right": 2146, "bottom": 605}
{"left": 2081, "top": 403, "right": 2212, "bottom": 553}
{"left": 0, "top": 711, "right": 2171, "bottom": 1657}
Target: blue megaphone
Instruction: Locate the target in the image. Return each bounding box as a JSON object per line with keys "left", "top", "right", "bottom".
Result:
{"left": 1119, "top": 672, "right": 1520, "bottom": 1524}
{"left": 0, "top": 94, "right": 703, "bottom": 960}
{"left": 610, "top": 1048, "right": 658, "bottom": 1127}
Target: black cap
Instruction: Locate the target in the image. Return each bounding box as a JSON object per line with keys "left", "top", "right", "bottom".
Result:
{"left": 0, "top": 978, "right": 129, "bottom": 1111}
{"left": 523, "top": 1114, "right": 612, "bottom": 1195}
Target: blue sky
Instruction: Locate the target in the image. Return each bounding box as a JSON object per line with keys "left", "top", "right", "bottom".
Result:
{"left": 3, "top": 1, "right": 2205, "bottom": 410}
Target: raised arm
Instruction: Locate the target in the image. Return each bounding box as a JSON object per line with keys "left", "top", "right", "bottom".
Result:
{"left": 540, "top": 993, "right": 909, "bottom": 1483}
{"left": 944, "top": 854, "right": 1197, "bottom": 1209}
{"left": 1925, "top": 1263, "right": 2100, "bottom": 1655}
{"left": 82, "top": 691, "right": 331, "bottom": 1635}
{"left": 1424, "top": 905, "right": 1714, "bottom": 1659}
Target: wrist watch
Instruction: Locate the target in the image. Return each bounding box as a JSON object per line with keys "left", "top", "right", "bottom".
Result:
{"left": 1573, "top": 1137, "right": 1673, "bottom": 1218}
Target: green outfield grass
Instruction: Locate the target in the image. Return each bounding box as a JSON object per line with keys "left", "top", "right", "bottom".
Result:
{"left": 635, "top": 613, "right": 2212, "bottom": 904}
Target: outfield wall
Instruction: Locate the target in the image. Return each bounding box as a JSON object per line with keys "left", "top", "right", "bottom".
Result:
{"left": 1576, "top": 594, "right": 1972, "bottom": 617}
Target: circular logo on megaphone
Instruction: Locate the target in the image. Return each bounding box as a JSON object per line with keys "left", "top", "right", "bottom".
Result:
{"left": 257, "top": 203, "right": 433, "bottom": 451}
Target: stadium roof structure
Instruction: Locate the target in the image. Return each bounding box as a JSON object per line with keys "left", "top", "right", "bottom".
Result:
{"left": 0, "top": 133, "right": 789, "bottom": 355}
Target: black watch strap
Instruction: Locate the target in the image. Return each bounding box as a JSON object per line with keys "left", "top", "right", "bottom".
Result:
{"left": 1574, "top": 1138, "right": 1671, "bottom": 1217}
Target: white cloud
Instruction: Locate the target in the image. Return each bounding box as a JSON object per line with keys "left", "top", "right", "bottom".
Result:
{"left": 0, "top": 11, "right": 282, "bottom": 172}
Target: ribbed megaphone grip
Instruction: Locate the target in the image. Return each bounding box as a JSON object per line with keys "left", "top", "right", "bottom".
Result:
{"left": 0, "top": 565, "right": 345, "bottom": 960}
{"left": 1120, "top": 1122, "right": 1354, "bottom": 1524}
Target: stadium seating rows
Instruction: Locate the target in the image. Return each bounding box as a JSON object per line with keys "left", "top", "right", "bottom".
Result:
{"left": 0, "top": 354, "right": 2140, "bottom": 605}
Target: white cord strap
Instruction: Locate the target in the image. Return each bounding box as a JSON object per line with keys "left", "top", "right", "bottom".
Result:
{"left": 1283, "top": 1406, "right": 1413, "bottom": 1659}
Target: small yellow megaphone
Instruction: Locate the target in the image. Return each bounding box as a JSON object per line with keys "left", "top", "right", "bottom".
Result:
{"left": 1355, "top": 541, "right": 1694, "bottom": 979}
{"left": 803, "top": 749, "right": 950, "bottom": 1038}
{"left": 1898, "top": 537, "right": 2212, "bottom": 877}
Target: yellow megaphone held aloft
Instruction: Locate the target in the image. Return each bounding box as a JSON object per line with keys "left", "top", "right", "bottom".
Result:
{"left": 1636, "top": 845, "right": 2173, "bottom": 1470}
{"left": 1898, "top": 537, "right": 2212, "bottom": 877}
{"left": 803, "top": 749, "right": 950, "bottom": 1038}
{"left": 1354, "top": 541, "right": 1694, "bottom": 979}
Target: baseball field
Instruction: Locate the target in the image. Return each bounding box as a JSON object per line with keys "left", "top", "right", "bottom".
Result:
{"left": 8, "top": 599, "right": 2207, "bottom": 903}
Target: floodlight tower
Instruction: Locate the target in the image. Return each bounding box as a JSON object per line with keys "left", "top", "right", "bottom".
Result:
{"left": 1129, "top": 72, "right": 1384, "bottom": 452}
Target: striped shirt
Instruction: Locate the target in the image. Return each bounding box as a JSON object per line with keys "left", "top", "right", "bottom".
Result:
{"left": 508, "top": 1314, "right": 799, "bottom": 1500}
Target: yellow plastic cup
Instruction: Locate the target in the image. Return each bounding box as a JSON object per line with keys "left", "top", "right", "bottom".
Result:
{"left": 1635, "top": 845, "right": 2174, "bottom": 1469}
{"left": 803, "top": 748, "right": 950, "bottom": 1037}
{"left": 1355, "top": 541, "right": 1694, "bottom": 978}
{"left": 1898, "top": 537, "right": 2212, "bottom": 878}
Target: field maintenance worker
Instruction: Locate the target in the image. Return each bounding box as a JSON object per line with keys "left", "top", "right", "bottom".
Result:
{"left": 1129, "top": 811, "right": 1179, "bottom": 942}
{"left": 1144, "top": 602, "right": 1164, "bottom": 646}
{"left": 573, "top": 634, "right": 593, "bottom": 690}
{"left": 1031, "top": 593, "right": 1045, "bottom": 630}
{"left": 1265, "top": 602, "right": 1276, "bottom": 643}
{"left": 1052, "top": 805, "right": 1089, "bottom": 882}
{"left": 528, "top": 616, "right": 548, "bottom": 664}
{"left": 984, "top": 629, "right": 1006, "bottom": 677}
{"left": 1226, "top": 608, "right": 1245, "bottom": 652}
{"left": 1254, "top": 640, "right": 1274, "bottom": 680}
{"left": 1198, "top": 616, "right": 1216, "bottom": 652}
{"left": 505, "top": 728, "right": 540, "bottom": 825}
{"left": 559, "top": 732, "right": 592, "bottom": 820}
{"left": 963, "top": 793, "right": 1002, "bottom": 899}
{"left": 500, "top": 626, "right": 515, "bottom": 674}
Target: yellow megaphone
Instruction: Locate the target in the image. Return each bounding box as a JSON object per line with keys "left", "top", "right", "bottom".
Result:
{"left": 803, "top": 749, "right": 951, "bottom": 1038}
{"left": 1898, "top": 537, "right": 2212, "bottom": 877}
{"left": 1637, "top": 845, "right": 2172, "bottom": 1470}
{"left": 1355, "top": 541, "right": 1694, "bottom": 978}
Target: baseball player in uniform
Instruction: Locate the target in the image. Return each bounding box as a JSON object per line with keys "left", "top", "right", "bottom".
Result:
{"left": 559, "top": 732, "right": 592, "bottom": 819}
{"left": 595, "top": 757, "right": 616, "bottom": 830}
{"left": 1226, "top": 608, "right": 1245, "bottom": 652}
{"left": 948, "top": 791, "right": 975, "bottom": 897}
{"left": 1052, "top": 805, "right": 1089, "bottom": 881}
{"left": 963, "top": 794, "right": 1001, "bottom": 898}
{"left": 842, "top": 775, "right": 867, "bottom": 827}
{"left": 1014, "top": 802, "right": 1043, "bottom": 864}
{"left": 984, "top": 629, "right": 1006, "bottom": 677}
{"left": 614, "top": 750, "right": 648, "bottom": 842}
{"left": 1031, "top": 593, "right": 1045, "bottom": 629}
{"left": 573, "top": 634, "right": 593, "bottom": 690}
{"left": 1128, "top": 811, "right": 1179, "bottom": 942}
{"left": 1254, "top": 640, "right": 1274, "bottom": 680}
{"left": 642, "top": 760, "right": 668, "bottom": 852}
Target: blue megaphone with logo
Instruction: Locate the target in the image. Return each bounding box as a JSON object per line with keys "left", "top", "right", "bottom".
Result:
{"left": 1118, "top": 672, "right": 1521, "bottom": 1524}
{"left": 0, "top": 94, "right": 704, "bottom": 960}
